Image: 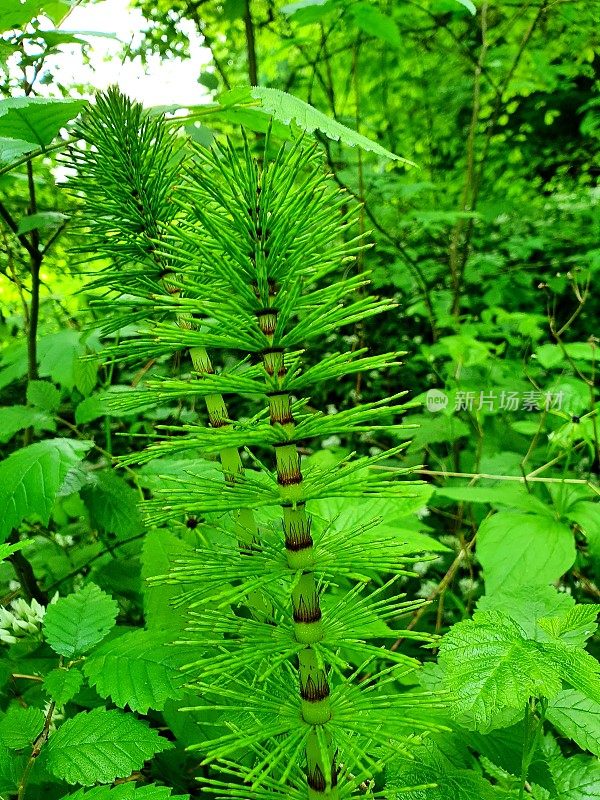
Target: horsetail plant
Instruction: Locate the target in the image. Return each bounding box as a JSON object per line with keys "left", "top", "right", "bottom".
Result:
{"left": 71, "top": 89, "right": 446, "bottom": 799}
{"left": 70, "top": 88, "right": 263, "bottom": 557}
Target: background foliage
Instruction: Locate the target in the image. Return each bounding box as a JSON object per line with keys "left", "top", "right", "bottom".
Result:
{"left": 0, "top": 0, "right": 599, "bottom": 798}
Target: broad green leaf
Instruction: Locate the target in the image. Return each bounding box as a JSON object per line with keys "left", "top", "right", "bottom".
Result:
{"left": 60, "top": 783, "right": 189, "bottom": 799}
{"left": 73, "top": 353, "right": 99, "bottom": 396}
{"left": 0, "top": 705, "right": 44, "bottom": 749}
{"left": 0, "top": 539, "right": 30, "bottom": 562}
{"left": 477, "top": 583, "right": 575, "bottom": 639}
{"left": 82, "top": 470, "right": 143, "bottom": 539}
{"left": 547, "top": 689, "right": 600, "bottom": 756}
{"left": 459, "top": 720, "right": 555, "bottom": 792}
{"left": 46, "top": 707, "right": 173, "bottom": 785}
{"left": 538, "top": 604, "right": 599, "bottom": 646}
{"left": 43, "top": 667, "right": 84, "bottom": 706}
{"left": 0, "top": 0, "right": 50, "bottom": 32}
{"left": 27, "top": 380, "right": 61, "bottom": 411}
{"left": 540, "top": 640, "right": 600, "bottom": 704}
{"left": 465, "top": 722, "right": 555, "bottom": 792}
{"left": 438, "top": 611, "right": 563, "bottom": 731}
{"left": 351, "top": 3, "right": 401, "bottom": 47}
{"left": 38, "top": 329, "right": 91, "bottom": 391}
{"left": 249, "top": 87, "right": 407, "bottom": 162}
{"left": 83, "top": 629, "right": 196, "bottom": 713}
{"left": 17, "top": 211, "right": 68, "bottom": 235}
{"left": 282, "top": 0, "right": 328, "bottom": 14}
{"left": 541, "top": 753, "right": 600, "bottom": 800}
{"left": 434, "top": 484, "right": 552, "bottom": 514}
{"left": 0, "top": 741, "right": 26, "bottom": 793}
{"left": 141, "top": 529, "right": 194, "bottom": 630}
{"left": 0, "top": 136, "right": 38, "bottom": 165}
{"left": 386, "top": 739, "right": 498, "bottom": 799}
{"left": 43, "top": 583, "right": 118, "bottom": 658}
{"left": 477, "top": 512, "right": 576, "bottom": 593}
{"left": 0, "top": 438, "right": 91, "bottom": 542}
{"left": 0, "top": 98, "right": 84, "bottom": 148}
{"left": 0, "top": 405, "right": 55, "bottom": 443}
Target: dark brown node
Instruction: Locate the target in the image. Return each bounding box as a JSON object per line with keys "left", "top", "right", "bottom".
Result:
{"left": 293, "top": 594, "right": 322, "bottom": 624}
{"left": 307, "top": 764, "right": 326, "bottom": 793}
{"left": 284, "top": 518, "right": 313, "bottom": 551}
{"left": 300, "top": 674, "right": 330, "bottom": 702}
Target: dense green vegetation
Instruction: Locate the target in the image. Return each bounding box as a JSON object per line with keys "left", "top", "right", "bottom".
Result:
{"left": 0, "top": 1, "right": 599, "bottom": 799}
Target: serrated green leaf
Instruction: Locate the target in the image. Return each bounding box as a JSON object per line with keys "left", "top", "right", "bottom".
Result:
{"left": 0, "top": 97, "right": 84, "bottom": 148}
{"left": 0, "top": 539, "right": 30, "bottom": 562}
{"left": 0, "top": 705, "right": 44, "bottom": 749}
{"left": 464, "top": 722, "right": 555, "bottom": 792}
{"left": 0, "top": 404, "right": 55, "bottom": 443}
{"left": 60, "top": 784, "right": 189, "bottom": 800}
{"left": 81, "top": 470, "right": 143, "bottom": 539}
{"left": 26, "top": 380, "right": 61, "bottom": 411}
{"left": 0, "top": 741, "right": 26, "bottom": 793}
{"left": 477, "top": 583, "right": 575, "bottom": 639}
{"left": 386, "top": 738, "right": 497, "bottom": 799}
{"left": 477, "top": 512, "right": 576, "bottom": 593}
{"left": 83, "top": 629, "right": 195, "bottom": 713}
{"left": 46, "top": 707, "right": 173, "bottom": 785}
{"left": 249, "top": 87, "right": 407, "bottom": 162}
{"left": 438, "top": 611, "right": 563, "bottom": 731}
{"left": 73, "top": 353, "right": 99, "bottom": 396}
{"left": 543, "top": 753, "right": 600, "bottom": 800}
{"left": 540, "top": 640, "right": 600, "bottom": 704}
{"left": 547, "top": 689, "right": 600, "bottom": 756}
{"left": 0, "top": 437, "right": 91, "bottom": 542}
{"left": 434, "top": 484, "right": 551, "bottom": 514}
{"left": 0, "top": 136, "right": 38, "bottom": 165}
{"left": 43, "top": 667, "right": 84, "bottom": 706}
{"left": 538, "top": 604, "right": 599, "bottom": 646}
{"left": 43, "top": 583, "right": 118, "bottom": 657}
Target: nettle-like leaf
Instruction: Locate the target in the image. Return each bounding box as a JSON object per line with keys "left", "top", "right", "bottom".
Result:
{"left": 437, "top": 611, "right": 563, "bottom": 732}
{"left": 537, "top": 603, "right": 600, "bottom": 647}
{"left": 547, "top": 689, "right": 600, "bottom": 757}
{"left": 533, "top": 740, "right": 600, "bottom": 800}
{"left": 43, "top": 583, "right": 118, "bottom": 658}
{"left": 249, "top": 87, "right": 407, "bottom": 162}
{"left": 43, "top": 667, "right": 84, "bottom": 706}
{"left": 0, "top": 437, "right": 91, "bottom": 542}
{"left": 438, "top": 608, "right": 600, "bottom": 732}
{"left": 81, "top": 469, "right": 144, "bottom": 539}
{"left": 83, "top": 629, "right": 196, "bottom": 713}
{"left": 26, "top": 379, "right": 61, "bottom": 411}
{"left": 385, "top": 738, "right": 498, "bottom": 799}
{"left": 59, "top": 784, "right": 189, "bottom": 800}
{"left": 0, "top": 705, "right": 44, "bottom": 750}
{"left": 46, "top": 707, "right": 173, "bottom": 786}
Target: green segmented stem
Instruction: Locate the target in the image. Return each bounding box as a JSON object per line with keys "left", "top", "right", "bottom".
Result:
{"left": 258, "top": 293, "right": 338, "bottom": 796}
